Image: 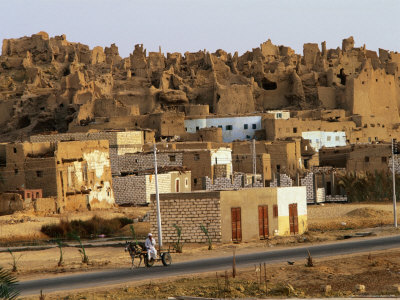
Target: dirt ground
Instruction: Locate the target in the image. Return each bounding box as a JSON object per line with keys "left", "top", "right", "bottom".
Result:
{"left": 22, "top": 248, "right": 400, "bottom": 299}
{"left": 1, "top": 202, "right": 400, "bottom": 298}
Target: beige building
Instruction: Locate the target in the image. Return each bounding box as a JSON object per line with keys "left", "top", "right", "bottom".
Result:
{"left": 150, "top": 187, "right": 307, "bottom": 244}
{"left": 0, "top": 140, "right": 115, "bottom": 211}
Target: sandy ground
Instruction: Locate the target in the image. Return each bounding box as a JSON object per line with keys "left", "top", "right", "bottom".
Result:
{"left": 21, "top": 247, "right": 400, "bottom": 299}
{"left": 1, "top": 202, "right": 400, "bottom": 298}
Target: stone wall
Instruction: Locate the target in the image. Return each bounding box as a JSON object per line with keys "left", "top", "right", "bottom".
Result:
{"left": 150, "top": 192, "right": 222, "bottom": 243}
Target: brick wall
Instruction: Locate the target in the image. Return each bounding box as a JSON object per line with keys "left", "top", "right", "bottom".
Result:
{"left": 113, "top": 175, "right": 146, "bottom": 205}
{"left": 150, "top": 192, "right": 222, "bottom": 243}
{"left": 214, "top": 164, "right": 230, "bottom": 178}
{"left": 145, "top": 173, "right": 171, "bottom": 202}
{"left": 300, "top": 172, "right": 314, "bottom": 201}
{"left": 113, "top": 152, "right": 183, "bottom": 175}
{"left": 270, "top": 174, "right": 293, "bottom": 187}
{"left": 203, "top": 173, "right": 263, "bottom": 191}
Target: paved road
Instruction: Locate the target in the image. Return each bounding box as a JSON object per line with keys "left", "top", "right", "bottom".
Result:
{"left": 18, "top": 235, "right": 400, "bottom": 296}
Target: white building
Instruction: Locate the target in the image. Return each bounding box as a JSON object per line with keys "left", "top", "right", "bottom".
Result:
{"left": 184, "top": 116, "right": 262, "bottom": 142}
{"left": 302, "top": 131, "right": 346, "bottom": 151}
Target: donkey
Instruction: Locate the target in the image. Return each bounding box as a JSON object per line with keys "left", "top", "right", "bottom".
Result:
{"left": 125, "top": 241, "right": 146, "bottom": 268}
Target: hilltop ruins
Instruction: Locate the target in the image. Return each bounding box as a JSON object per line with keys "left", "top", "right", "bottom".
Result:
{"left": 1, "top": 32, "right": 400, "bottom": 142}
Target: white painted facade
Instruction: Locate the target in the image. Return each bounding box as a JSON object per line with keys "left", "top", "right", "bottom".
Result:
{"left": 184, "top": 116, "right": 262, "bottom": 142}
{"left": 302, "top": 131, "right": 346, "bottom": 151}
{"left": 210, "top": 147, "right": 233, "bottom": 176}
{"left": 276, "top": 186, "right": 307, "bottom": 217}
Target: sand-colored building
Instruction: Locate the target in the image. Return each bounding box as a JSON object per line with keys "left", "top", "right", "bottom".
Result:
{"left": 150, "top": 187, "right": 307, "bottom": 243}
{"left": 0, "top": 140, "right": 115, "bottom": 211}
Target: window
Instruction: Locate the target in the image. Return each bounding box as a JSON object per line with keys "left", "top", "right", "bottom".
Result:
{"left": 185, "top": 127, "right": 187, "bottom": 132}
{"left": 276, "top": 164, "right": 281, "bottom": 171}
{"left": 368, "top": 137, "right": 372, "bottom": 143}
{"left": 244, "top": 124, "right": 248, "bottom": 130}
{"left": 365, "top": 156, "right": 369, "bottom": 163}
{"left": 246, "top": 135, "right": 251, "bottom": 139}
{"left": 185, "top": 178, "right": 188, "bottom": 187}
{"left": 293, "top": 127, "right": 297, "bottom": 133}
{"left": 36, "top": 170, "right": 43, "bottom": 177}
{"left": 218, "top": 125, "right": 222, "bottom": 129}
{"left": 14, "top": 169, "right": 18, "bottom": 174}
{"left": 276, "top": 113, "right": 282, "bottom": 119}
{"left": 36, "top": 192, "right": 40, "bottom": 198}
{"left": 327, "top": 136, "right": 331, "bottom": 141}
{"left": 382, "top": 157, "right": 387, "bottom": 163}
{"left": 273, "top": 205, "right": 278, "bottom": 218}
{"left": 13, "top": 147, "right": 17, "bottom": 153}
{"left": 193, "top": 178, "right": 198, "bottom": 185}
{"left": 169, "top": 155, "right": 176, "bottom": 162}
{"left": 335, "top": 136, "right": 340, "bottom": 141}
{"left": 226, "top": 125, "right": 233, "bottom": 130}
{"left": 195, "top": 126, "right": 199, "bottom": 131}
{"left": 194, "top": 153, "right": 200, "bottom": 161}
{"left": 27, "top": 193, "right": 31, "bottom": 198}
{"left": 252, "top": 124, "right": 257, "bottom": 129}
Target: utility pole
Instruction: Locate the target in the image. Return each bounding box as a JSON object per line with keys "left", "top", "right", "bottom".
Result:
{"left": 392, "top": 138, "right": 398, "bottom": 228}
{"left": 153, "top": 143, "right": 163, "bottom": 248}
{"left": 252, "top": 139, "right": 256, "bottom": 186}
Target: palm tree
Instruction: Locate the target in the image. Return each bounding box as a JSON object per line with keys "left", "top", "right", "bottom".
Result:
{"left": 0, "top": 266, "right": 19, "bottom": 299}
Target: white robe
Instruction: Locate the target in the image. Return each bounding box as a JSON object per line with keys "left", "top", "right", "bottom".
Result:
{"left": 145, "top": 237, "right": 157, "bottom": 260}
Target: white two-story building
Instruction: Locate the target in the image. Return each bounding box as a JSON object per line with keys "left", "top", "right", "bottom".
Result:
{"left": 302, "top": 131, "right": 346, "bottom": 151}
{"left": 184, "top": 115, "right": 262, "bottom": 142}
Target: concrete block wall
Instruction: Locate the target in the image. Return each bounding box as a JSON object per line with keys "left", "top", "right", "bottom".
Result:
{"left": 113, "top": 152, "right": 183, "bottom": 175}
{"left": 145, "top": 173, "right": 171, "bottom": 203}
{"left": 270, "top": 174, "right": 293, "bottom": 187}
{"left": 150, "top": 193, "right": 222, "bottom": 243}
{"left": 300, "top": 172, "right": 314, "bottom": 201}
{"left": 113, "top": 175, "right": 146, "bottom": 205}
{"left": 204, "top": 173, "right": 263, "bottom": 191}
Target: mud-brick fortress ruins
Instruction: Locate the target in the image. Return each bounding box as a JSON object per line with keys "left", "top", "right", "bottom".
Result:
{"left": 0, "top": 32, "right": 400, "bottom": 240}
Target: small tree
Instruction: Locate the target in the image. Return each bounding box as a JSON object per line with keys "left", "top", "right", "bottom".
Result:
{"left": 200, "top": 224, "right": 213, "bottom": 250}
{"left": 172, "top": 224, "right": 184, "bottom": 253}
{"left": 72, "top": 235, "right": 89, "bottom": 264}
{"left": 56, "top": 239, "right": 64, "bottom": 267}
{"left": 7, "top": 249, "right": 22, "bottom": 273}
{"left": 0, "top": 266, "right": 19, "bottom": 299}
{"left": 129, "top": 225, "right": 138, "bottom": 245}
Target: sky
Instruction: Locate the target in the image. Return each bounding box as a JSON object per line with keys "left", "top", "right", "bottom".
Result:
{"left": 1, "top": 0, "right": 399, "bottom": 58}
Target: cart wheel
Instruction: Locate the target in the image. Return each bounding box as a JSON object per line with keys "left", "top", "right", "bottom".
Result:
{"left": 144, "top": 256, "right": 154, "bottom": 267}
{"left": 161, "top": 253, "right": 172, "bottom": 266}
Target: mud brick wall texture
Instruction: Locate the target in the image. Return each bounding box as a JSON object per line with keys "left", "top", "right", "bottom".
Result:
{"left": 150, "top": 193, "right": 222, "bottom": 243}
{"left": 113, "top": 175, "right": 146, "bottom": 205}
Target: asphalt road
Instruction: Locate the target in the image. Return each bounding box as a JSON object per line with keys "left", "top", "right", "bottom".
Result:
{"left": 18, "top": 235, "right": 400, "bottom": 296}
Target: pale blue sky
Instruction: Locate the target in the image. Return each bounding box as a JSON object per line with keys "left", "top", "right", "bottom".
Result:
{"left": 1, "top": 0, "right": 399, "bottom": 57}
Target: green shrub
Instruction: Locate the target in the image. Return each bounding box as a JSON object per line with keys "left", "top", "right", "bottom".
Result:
{"left": 41, "top": 216, "right": 133, "bottom": 238}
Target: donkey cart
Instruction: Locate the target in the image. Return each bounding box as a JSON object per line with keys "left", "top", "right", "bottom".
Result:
{"left": 125, "top": 241, "right": 172, "bottom": 268}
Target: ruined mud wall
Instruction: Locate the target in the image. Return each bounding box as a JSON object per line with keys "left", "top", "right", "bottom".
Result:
{"left": 1, "top": 33, "right": 400, "bottom": 141}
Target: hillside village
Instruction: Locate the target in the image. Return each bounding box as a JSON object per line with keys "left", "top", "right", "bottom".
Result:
{"left": 1, "top": 32, "right": 400, "bottom": 243}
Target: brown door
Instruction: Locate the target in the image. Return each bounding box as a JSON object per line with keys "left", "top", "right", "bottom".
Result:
{"left": 289, "top": 203, "right": 299, "bottom": 234}
{"left": 176, "top": 179, "right": 180, "bottom": 192}
{"left": 258, "top": 205, "right": 269, "bottom": 239}
{"left": 231, "top": 207, "right": 242, "bottom": 242}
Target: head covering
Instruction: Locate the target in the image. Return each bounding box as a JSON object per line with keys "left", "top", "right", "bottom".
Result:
{"left": 148, "top": 233, "right": 153, "bottom": 237}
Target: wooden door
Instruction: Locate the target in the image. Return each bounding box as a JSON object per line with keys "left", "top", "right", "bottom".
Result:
{"left": 258, "top": 205, "right": 269, "bottom": 239}
{"left": 176, "top": 179, "right": 180, "bottom": 192}
{"left": 231, "top": 207, "right": 242, "bottom": 242}
{"left": 289, "top": 203, "right": 299, "bottom": 234}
